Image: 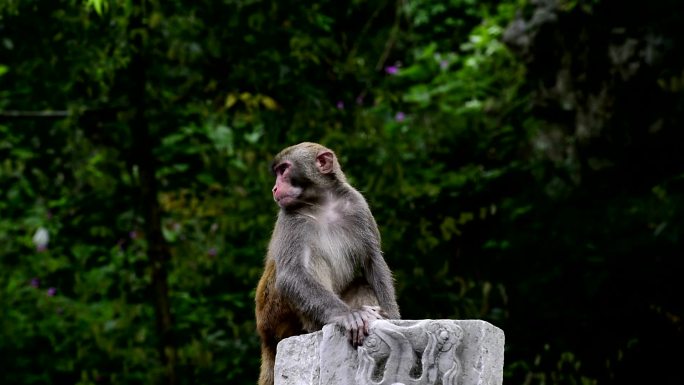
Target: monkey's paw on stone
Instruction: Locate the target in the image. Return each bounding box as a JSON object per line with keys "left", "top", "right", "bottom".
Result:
{"left": 333, "top": 305, "right": 387, "bottom": 347}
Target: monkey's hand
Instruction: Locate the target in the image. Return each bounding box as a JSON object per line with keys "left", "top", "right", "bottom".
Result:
{"left": 333, "top": 305, "right": 387, "bottom": 348}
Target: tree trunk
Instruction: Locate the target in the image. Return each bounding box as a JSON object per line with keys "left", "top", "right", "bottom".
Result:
{"left": 128, "top": 1, "right": 178, "bottom": 384}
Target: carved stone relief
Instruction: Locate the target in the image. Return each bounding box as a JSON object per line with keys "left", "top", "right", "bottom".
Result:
{"left": 274, "top": 319, "right": 504, "bottom": 385}
{"left": 356, "top": 320, "right": 463, "bottom": 385}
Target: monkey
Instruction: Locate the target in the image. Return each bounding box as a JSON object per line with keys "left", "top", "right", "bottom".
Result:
{"left": 255, "top": 142, "right": 400, "bottom": 385}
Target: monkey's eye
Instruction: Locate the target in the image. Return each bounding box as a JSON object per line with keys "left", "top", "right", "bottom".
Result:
{"left": 274, "top": 163, "right": 290, "bottom": 175}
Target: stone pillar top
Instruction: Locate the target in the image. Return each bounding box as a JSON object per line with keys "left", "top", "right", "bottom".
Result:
{"left": 275, "top": 319, "right": 505, "bottom": 385}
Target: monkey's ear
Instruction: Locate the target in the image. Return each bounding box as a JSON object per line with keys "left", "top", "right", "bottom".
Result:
{"left": 316, "top": 151, "right": 335, "bottom": 174}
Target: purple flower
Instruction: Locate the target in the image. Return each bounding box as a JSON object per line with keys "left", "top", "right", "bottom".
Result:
{"left": 385, "top": 65, "right": 399, "bottom": 75}
{"left": 47, "top": 287, "right": 57, "bottom": 297}
{"left": 440, "top": 60, "right": 449, "bottom": 70}
{"left": 395, "top": 111, "right": 406, "bottom": 122}
{"left": 36, "top": 244, "right": 48, "bottom": 252}
{"left": 207, "top": 247, "right": 217, "bottom": 257}
{"left": 30, "top": 277, "right": 40, "bottom": 288}
{"left": 355, "top": 94, "right": 365, "bottom": 105}
{"left": 336, "top": 100, "right": 345, "bottom": 110}
{"left": 129, "top": 231, "right": 138, "bottom": 239}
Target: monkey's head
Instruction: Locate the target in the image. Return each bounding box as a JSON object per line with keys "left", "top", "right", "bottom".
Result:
{"left": 270, "top": 142, "right": 347, "bottom": 210}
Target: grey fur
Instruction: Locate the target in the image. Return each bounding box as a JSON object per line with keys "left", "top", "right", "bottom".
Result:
{"left": 268, "top": 143, "right": 400, "bottom": 341}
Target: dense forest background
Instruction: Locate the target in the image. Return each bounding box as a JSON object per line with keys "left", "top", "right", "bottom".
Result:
{"left": 1, "top": 0, "right": 683, "bottom": 384}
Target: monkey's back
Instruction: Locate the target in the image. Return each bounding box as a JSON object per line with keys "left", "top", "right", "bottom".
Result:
{"left": 255, "top": 258, "right": 305, "bottom": 344}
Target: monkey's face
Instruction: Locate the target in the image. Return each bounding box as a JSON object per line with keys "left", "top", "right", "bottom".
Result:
{"left": 270, "top": 142, "right": 340, "bottom": 210}
{"left": 272, "top": 161, "right": 304, "bottom": 209}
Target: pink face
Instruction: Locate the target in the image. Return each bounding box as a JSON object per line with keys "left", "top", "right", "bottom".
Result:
{"left": 272, "top": 161, "right": 302, "bottom": 208}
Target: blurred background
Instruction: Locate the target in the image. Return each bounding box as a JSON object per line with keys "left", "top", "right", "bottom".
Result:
{"left": 1, "top": 0, "right": 682, "bottom": 384}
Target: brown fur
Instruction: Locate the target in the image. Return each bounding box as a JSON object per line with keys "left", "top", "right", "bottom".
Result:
{"left": 255, "top": 259, "right": 304, "bottom": 385}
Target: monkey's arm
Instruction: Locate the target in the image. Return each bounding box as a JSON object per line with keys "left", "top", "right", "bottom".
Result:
{"left": 365, "top": 251, "right": 400, "bottom": 319}
{"left": 272, "top": 243, "right": 351, "bottom": 328}
{"left": 361, "top": 217, "right": 400, "bottom": 319}
{"left": 272, "top": 239, "right": 380, "bottom": 346}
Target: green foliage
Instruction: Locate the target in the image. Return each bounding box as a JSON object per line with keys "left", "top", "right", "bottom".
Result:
{"left": 1, "top": 0, "right": 683, "bottom": 384}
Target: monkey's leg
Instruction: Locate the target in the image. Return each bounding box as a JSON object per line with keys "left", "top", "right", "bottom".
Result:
{"left": 340, "top": 278, "right": 380, "bottom": 309}
{"left": 258, "top": 341, "right": 276, "bottom": 385}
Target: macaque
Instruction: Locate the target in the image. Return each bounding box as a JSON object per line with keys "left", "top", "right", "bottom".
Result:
{"left": 255, "top": 142, "right": 400, "bottom": 385}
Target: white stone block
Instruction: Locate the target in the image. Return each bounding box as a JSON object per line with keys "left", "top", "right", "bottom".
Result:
{"left": 274, "top": 319, "right": 504, "bottom": 385}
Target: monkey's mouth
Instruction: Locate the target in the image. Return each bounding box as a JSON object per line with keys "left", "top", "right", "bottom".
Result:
{"left": 275, "top": 195, "right": 298, "bottom": 207}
